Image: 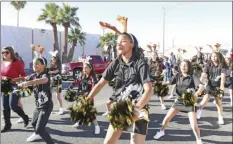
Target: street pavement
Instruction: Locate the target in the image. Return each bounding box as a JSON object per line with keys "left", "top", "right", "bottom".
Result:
{"left": 1, "top": 82, "right": 232, "bottom": 144}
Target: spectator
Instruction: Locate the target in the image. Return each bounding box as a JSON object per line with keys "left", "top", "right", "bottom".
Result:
{"left": 15, "top": 52, "right": 24, "bottom": 68}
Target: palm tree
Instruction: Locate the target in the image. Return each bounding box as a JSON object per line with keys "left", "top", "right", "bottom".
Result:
{"left": 58, "top": 3, "right": 81, "bottom": 63}
{"left": 10, "top": 1, "right": 27, "bottom": 27}
{"left": 67, "top": 27, "right": 86, "bottom": 62}
{"left": 97, "top": 32, "right": 117, "bottom": 59}
{"left": 38, "top": 3, "right": 60, "bottom": 51}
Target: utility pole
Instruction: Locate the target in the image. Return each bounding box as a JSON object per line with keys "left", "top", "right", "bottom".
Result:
{"left": 163, "top": 7, "right": 166, "bottom": 56}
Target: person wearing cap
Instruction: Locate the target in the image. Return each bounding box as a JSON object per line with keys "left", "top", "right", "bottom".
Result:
{"left": 18, "top": 56, "right": 54, "bottom": 143}
{"left": 1, "top": 46, "right": 29, "bottom": 133}
{"left": 87, "top": 32, "right": 152, "bottom": 144}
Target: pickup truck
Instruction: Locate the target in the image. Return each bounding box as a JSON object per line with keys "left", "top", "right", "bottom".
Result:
{"left": 61, "top": 55, "right": 109, "bottom": 81}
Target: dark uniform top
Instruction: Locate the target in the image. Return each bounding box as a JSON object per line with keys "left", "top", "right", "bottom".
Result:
{"left": 103, "top": 55, "right": 151, "bottom": 135}
{"left": 170, "top": 73, "right": 201, "bottom": 97}
{"left": 225, "top": 66, "right": 233, "bottom": 86}
{"left": 70, "top": 74, "right": 98, "bottom": 103}
{"left": 77, "top": 75, "right": 98, "bottom": 93}
{"left": 170, "top": 73, "right": 202, "bottom": 113}
{"left": 203, "top": 63, "right": 226, "bottom": 88}
{"left": 26, "top": 71, "right": 52, "bottom": 109}
{"left": 102, "top": 55, "right": 151, "bottom": 102}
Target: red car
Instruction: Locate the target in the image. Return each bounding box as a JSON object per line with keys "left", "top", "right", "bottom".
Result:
{"left": 61, "top": 55, "right": 109, "bottom": 81}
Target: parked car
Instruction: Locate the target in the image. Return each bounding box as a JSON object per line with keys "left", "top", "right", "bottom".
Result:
{"left": 61, "top": 55, "right": 109, "bottom": 81}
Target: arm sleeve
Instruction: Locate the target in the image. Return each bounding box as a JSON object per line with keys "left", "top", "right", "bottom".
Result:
{"left": 41, "top": 73, "right": 49, "bottom": 79}
{"left": 138, "top": 61, "right": 151, "bottom": 84}
{"left": 221, "top": 67, "right": 226, "bottom": 73}
{"left": 102, "top": 60, "right": 117, "bottom": 81}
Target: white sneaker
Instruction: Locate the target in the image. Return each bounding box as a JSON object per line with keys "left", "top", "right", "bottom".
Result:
{"left": 218, "top": 116, "right": 224, "bottom": 125}
{"left": 213, "top": 100, "right": 216, "bottom": 104}
{"left": 167, "top": 95, "right": 174, "bottom": 99}
{"left": 102, "top": 111, "right": 109, "bottom": 117}
{"left": 72, "top": 122, "right": 80, "bottom": 128}
{"left": 94, "top": 125, "right": 100, "bottom": 135}
{"left": 58, "top": 108, "right": 64, "bottom": 115}
{"left": 196, "top": 139, "right": 203, "bottom": 144}
{"left": 161, "top": 104, "right": 167, "bottom": 110}
{"left": 1, "top": 115, "right": 3, "bottom": 119}
{"left": 16, "top": 117, "right": 24, "bottom": 123}
{"left": 153, "top": 130, "right": 165, "bottom": 139}
{"left": 196, "top": 109, "right": 202, "bottom": 119}
{"left": 26, "top": 133, "right": 42, "bottom": 142}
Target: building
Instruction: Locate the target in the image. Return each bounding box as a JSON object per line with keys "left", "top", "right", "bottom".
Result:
{"left": 1, "top": 25, "right": 102, "bottom": 69}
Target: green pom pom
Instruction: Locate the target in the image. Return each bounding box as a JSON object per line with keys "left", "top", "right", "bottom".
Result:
{"left": 153, "top": 75, "right": 168, "bottom": 97}
{"left": 108, "top": 99, "right": 135, "bottom": 130}
{"left": 213, "top": 88, "right": 224, "bottom": 100}
{"left": 70, "top": 97, "right": 97, "bottom": 126}
{"left": 64, "top": 89, "right": 77, "bottom": 102}
{"left": 180, "top": 90, "right": 197, "bottom": 107}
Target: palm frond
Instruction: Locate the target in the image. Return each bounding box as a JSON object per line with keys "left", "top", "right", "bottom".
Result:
{"left": 11, "top": 1, "right": 27, "bottom": 10}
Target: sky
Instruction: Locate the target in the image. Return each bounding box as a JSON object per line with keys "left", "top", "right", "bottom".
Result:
{"left": 1, "top": 2, "right": 232, "bottom": 50}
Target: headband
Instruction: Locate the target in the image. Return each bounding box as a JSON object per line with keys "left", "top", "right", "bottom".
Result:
{"left": 128, "top": 33, "right": 134, "bottom": 44}
{"left": 78, "top": 56, "right": 92, "bottom": 65}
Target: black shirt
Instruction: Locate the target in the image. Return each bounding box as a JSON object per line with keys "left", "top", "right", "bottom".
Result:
{"left": 170, "top": 73, "right": 202, "bottom": 97}
{"left": 102, "top": 55, "right": 151, "bottom": 101}
{"left": 78, "top": 75, "right": 98, "bottom": 93}
{"left": 26, "top": 71, "right": 52, "bottom": 109}
{"left": 225, "top": 66, "right": 232, "bottom": 77}
{"left": 203, "top": 63, "right": 226, "bottom": 86}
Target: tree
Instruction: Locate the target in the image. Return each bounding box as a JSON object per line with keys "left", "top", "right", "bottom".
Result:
{"left": 67, "top": 27, "right": 86, "bottom": 62}
{"left": 97, "top": 32, "right": 117, "bottom": 59}
{"left": 58, "top": 3, "right": 81, "bottom": 63}
{"left": 10, "top": 1, "right": 27, "bottom": 27}
{"left": 38, "top": 3, "right": 60, "bottom": 51}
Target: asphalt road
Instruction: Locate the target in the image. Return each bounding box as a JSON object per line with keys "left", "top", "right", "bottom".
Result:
{"left": 1, "top": 82, "right": 232, "bottom": 144}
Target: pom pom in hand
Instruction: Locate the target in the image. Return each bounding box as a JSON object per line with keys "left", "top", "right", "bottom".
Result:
{"left": 1, "top": 79, "right": 13, "bottom": 94}
{"left": 70, "top": 97, "right": 97, "bottom": 126}
{"left": 64, "top": 88, "right": 77, "bottom": 102}
{"left": 12, "top": 87, "right": 32, "bottom": 98}
{"left": 180, "top": 88, "right": 197, "bottom": 107}
{"left": 213, "top": 88, "right": 224, "bottom": 100}
{"left": 153, "top": 75, "right": 169, "bottom": 97}
{"left": 107, "top": 99, "right": 149, "bottom": 131}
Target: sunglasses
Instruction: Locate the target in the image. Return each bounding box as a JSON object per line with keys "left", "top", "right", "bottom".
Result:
{"left": 2, "top": 51, "right": 10, "bottom": 55}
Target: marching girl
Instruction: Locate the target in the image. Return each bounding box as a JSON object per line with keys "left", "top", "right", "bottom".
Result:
{"left": 191, "top": 47, "right": 205, "bottom": 79}
{"left": 154, "top": 57, "right": 168, "bottom": 110}
{"left": 153, "top": 60, "right": 204, "bottom": 144}
{"left": 68, "top": 58, "right": 100, "bottom": 135}
{"left": 197, "top": 50, "right": 226, "bottom": 125}
{"left": 87, "top": 32, "right": 152, "bottom": 144}
{"left": 49, "top": 50, "right": 64, "bottom": 115}
{"left": 18, "top": 45, "right": 54, "bottom": 143}
{"left": 1, "top": 46, "right": 29, "bottom": 133}
{"left": 224, "top": 56, "right": 232, "bottom": 106}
